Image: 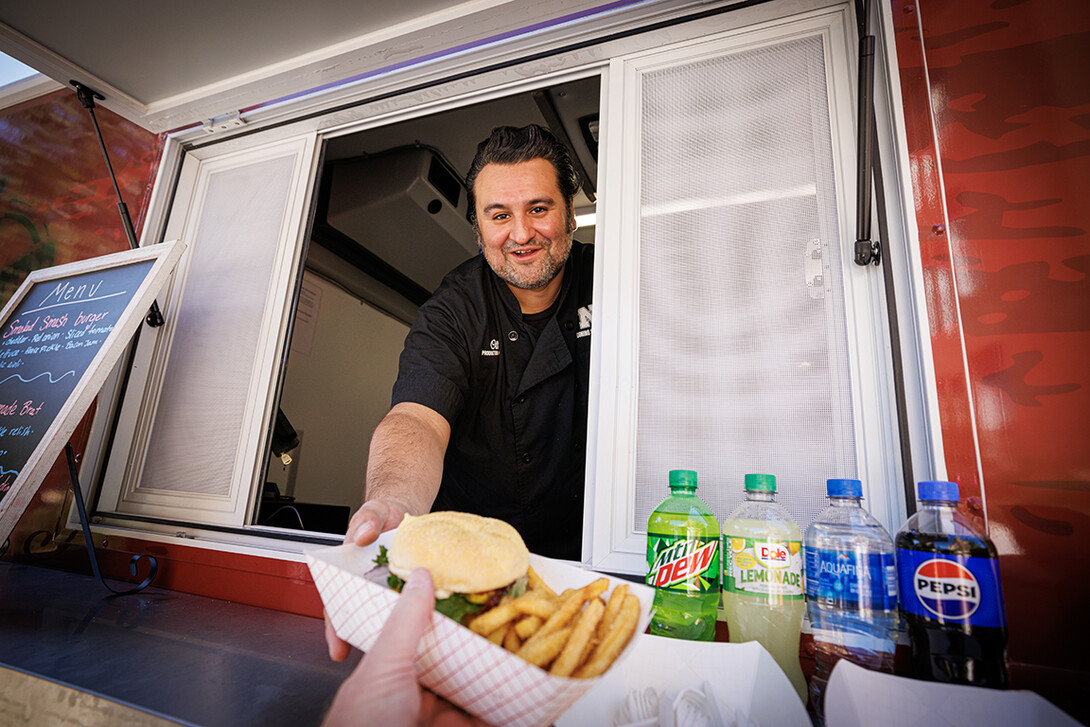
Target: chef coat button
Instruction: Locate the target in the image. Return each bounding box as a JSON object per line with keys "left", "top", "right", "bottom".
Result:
{"left": 508, "top": 331, "right": 519, "bottom": 342}
{"left": 522, "top": 453, "right": 533, "bottom": 464}
{"left": 564, "top": 320, "right": 574, "bottom": 330}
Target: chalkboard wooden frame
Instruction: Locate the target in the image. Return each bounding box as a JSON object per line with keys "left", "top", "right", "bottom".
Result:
{"left": 0, "top": 241, "right": 185, "bottom": 545}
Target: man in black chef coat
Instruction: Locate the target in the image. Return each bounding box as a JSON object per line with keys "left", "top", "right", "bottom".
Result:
{"left": 328, "top": 124, "right": 594, "bottom": 659}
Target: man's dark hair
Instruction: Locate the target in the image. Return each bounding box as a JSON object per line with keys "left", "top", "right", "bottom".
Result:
{"left": 465, "top": 124, "right": 580, "bottom": 228}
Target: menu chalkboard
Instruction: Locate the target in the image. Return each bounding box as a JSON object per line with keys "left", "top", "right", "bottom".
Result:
{"left": 0, "top": 242, "right": 184, "bottom": 544}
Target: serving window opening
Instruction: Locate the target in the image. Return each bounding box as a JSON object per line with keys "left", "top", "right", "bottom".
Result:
{"left": 255, "top": 77, "right": 601, "bottom": 536}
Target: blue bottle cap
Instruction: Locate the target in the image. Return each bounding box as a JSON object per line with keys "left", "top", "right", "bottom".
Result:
{"left": 669, "top": 470, "right": 698, "bottom": 489}
{"left": 744, "top": 473, "right": 776, "bottom": 492}
{"left": 917, "top": 480, "right": 959, "bottom": 502}
{"left": 826, "top": 478, "right": 862, "bottom": 497}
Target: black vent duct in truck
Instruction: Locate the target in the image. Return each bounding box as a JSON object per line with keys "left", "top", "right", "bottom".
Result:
{"left": 320, "top": 146, "right": 478, "bottom": 295}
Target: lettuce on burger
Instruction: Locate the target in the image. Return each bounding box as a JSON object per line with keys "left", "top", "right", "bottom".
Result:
{"left": 373, "top": 511, "right": 529, "bottom": 624}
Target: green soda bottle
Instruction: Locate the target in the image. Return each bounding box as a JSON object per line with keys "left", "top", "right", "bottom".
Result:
{"left": 646, "top": 469, "right": 720, "bottom": 641}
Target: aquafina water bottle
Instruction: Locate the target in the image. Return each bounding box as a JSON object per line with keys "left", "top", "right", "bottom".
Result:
{"left": 804, "top": 478, "right": 899, "bottom": 724}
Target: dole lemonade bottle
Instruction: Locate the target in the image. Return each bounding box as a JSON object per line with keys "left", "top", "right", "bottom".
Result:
{"left": 721, "top": 473, "right": 807, "bottom": 701}
{"left": 646, "top": 469, "right": 720, "bottom": 641}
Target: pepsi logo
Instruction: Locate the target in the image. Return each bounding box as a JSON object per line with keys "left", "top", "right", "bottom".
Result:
{"left": 913, "top": 558, "right": 980, "bottom": 619}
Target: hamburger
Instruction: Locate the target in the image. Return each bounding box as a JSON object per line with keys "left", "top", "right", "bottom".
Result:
{"left": 374, "top": 511, "right": 530, "bottom": 623}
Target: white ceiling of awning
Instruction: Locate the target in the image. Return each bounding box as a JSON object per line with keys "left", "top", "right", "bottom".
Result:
{"left": 0, "top": 0, "right": 618, "bottom": 132}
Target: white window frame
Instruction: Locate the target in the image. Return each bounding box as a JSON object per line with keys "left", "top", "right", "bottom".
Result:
{"left": 93, "top": 134, "right": 319, "bottom": 528}
{"left": 75, "top": 0, "right": 937, "bottom": 563}
{"left": 587, "top": 7, "right": 905, "bottom": 574}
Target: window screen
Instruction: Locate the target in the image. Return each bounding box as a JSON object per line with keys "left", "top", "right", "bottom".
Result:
{"left": 633, "top": 35, "right": 856, "bottom": 533}
{"left": 139, "top": 156, "right": 296, "bottom": 498}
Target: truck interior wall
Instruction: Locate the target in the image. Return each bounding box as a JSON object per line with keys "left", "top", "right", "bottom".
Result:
{"left": 264, "top": 270, "right": 406, "bottom": 519}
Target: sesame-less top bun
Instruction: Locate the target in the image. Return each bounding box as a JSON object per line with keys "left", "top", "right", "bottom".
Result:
{"left": 388, "top": 511, "right": 530, "bottom": 598}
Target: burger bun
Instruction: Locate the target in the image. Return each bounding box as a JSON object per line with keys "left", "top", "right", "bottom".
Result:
{"left": 388, "top": 511, "right": 530, "bottom": 598}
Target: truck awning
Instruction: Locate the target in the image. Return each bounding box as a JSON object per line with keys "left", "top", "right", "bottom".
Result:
{"left": 0, "top": 0, "right": 614, "bottom": 133}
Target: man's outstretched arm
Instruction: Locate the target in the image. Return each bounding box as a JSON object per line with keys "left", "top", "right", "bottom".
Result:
{"left": 348, "top": 401, "right": 451, "bottom": 545}
{"left": 327, "top": 401, "right": 450, "bottom": 662}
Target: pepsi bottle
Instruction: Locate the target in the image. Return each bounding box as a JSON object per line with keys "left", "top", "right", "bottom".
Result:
{"left": 895, "top": 481, "right": 1007, "bottom": 688}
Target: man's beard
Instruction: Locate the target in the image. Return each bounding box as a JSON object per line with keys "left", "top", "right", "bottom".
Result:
{"left": 493, "top": 236, "right": 573, "bottom": 290}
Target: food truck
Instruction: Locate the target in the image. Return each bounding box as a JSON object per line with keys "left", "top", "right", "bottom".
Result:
{"left": 0, "top": 0, "right": 1086, "bottom": 724}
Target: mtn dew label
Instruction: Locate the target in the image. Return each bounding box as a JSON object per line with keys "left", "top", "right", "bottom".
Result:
{"left": 724, "top": 536, "right": 804, "bottom": 598}
{"left": 647, "top": 533, "right": 720, "bottom": 594}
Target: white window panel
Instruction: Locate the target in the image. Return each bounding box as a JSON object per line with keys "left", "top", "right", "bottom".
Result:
{"left": 98, "top": 135, "right": 317, "bottom": 526}
{"left": 590, "top": 8, "right": 900, "bottom": 574}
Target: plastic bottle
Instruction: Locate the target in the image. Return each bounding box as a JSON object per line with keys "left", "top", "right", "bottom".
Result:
{"left": 646, "top": 469, "right": 721, "bottom": 641}
{"left": 804, "top": 478, "right": 899, "bottom": 725}
{"left": 721, "top": 474, "right": 807, "bottom": 701}
{"left": 895, "top": 480, "right": 1008, "bottom": 687}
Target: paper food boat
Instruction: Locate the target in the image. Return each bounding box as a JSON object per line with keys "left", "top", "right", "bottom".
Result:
{"left": 307, "top": 531, "right": 654, "bottom": 727}
{"left": 825, "top": 660, "right": 1083, "bottom": 727}
{"left": 558, "top": 636, "right": 811, "bottom": 727}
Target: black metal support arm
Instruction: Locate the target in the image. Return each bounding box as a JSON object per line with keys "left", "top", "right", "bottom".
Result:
{"left": 853, "top": 0, "right": 880, "bottom": 266}
{"left": 71, "top": 81, "right": 165, "bottom": 326}
{"left": 65, "top": 443, "right": 157, "bottom": 595}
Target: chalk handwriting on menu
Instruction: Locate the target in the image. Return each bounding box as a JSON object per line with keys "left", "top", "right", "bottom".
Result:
{"left": 0, "top": 259, "right": 156, "bottom": 503}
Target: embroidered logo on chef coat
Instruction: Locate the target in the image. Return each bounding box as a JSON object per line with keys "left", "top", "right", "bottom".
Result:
{"left": 481, "top": 338, "right": 500, "bottom": 357}
{"left": 576, "top": 305, "right": 593, "bottom": 339}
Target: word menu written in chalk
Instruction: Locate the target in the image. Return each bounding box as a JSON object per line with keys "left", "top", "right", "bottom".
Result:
{"left": 0, "top": 260, "right": 156, "bottom": 502}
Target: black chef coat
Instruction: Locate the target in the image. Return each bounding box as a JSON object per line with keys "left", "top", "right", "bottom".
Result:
{"left": 391, "top": 241, "right": 593, "bottom": 560}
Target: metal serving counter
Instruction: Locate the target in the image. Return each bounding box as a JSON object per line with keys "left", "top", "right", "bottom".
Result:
{"left": 0, "top": 561, "right": 358, "bottom": 726}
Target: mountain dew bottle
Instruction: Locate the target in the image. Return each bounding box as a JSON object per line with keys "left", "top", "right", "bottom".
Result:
{"left": 646, "top": 470, "right": 720, "bottom": 641}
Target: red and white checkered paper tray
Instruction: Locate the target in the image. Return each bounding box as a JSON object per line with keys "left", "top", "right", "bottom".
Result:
{"left": 307, "top": 531, "right": 653, "bottom": 727}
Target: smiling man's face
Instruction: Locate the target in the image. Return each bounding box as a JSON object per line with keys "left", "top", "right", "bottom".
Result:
{"left": 473, "top": 157, "right": 574, "bottom": 301}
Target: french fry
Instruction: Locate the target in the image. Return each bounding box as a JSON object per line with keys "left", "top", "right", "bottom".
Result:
{"left": 514, "top": 615, "right": 544, "bottom": 639}
{"left": 574, "top": 594, "right": 640, "bottom": 678}
{"left": 550, "top": 598, "right": 605, "bottom": 677}
{"left": 485, "top": 624, "right": 508, "bottom": 646}
{"left": 597, "top": 584, "right": 629, "bottom": 640}
{"left": 469, "top": 601, "right": 520, "bottom": 635}
{"left": 534, "top": 592, "right": 581, "bottom": 639}
{"left": 577, "top": 636, "right": 597, "bottom": 671}
{"left": 580, "top": 577, "right": 610, "bottom": 602}
{"left": 513, "top": 594, "right": 559, "bottom": 620}
{"left": 527, "top": 566, "right": 557, "bottom": 599}
{"left": 503, "top": 625, "right": 522, "bottom": 653}
{"left": 517, "top": 626, "right": 572, "bottom": 668}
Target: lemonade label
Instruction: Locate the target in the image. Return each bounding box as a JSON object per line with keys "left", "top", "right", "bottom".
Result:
{"left": 647, "top": 534, "right": 720, "bottom": 594}
{"left": 723, "top": 536, "right": 804, "bottom": 598}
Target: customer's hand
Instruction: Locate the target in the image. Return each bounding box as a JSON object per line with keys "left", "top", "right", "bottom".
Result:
{"left": 326, "top": 499, "right": 411, "bottom": 662}
{"left": 322, "top": 568, "right": 484, "bottom": 727}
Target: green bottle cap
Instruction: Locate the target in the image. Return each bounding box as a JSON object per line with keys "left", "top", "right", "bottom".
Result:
{"left": 744, "top": 473, "right": 776, "bottom": 491}
{"left": 669, "top": 470, "right": 698, "bottom": 489}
